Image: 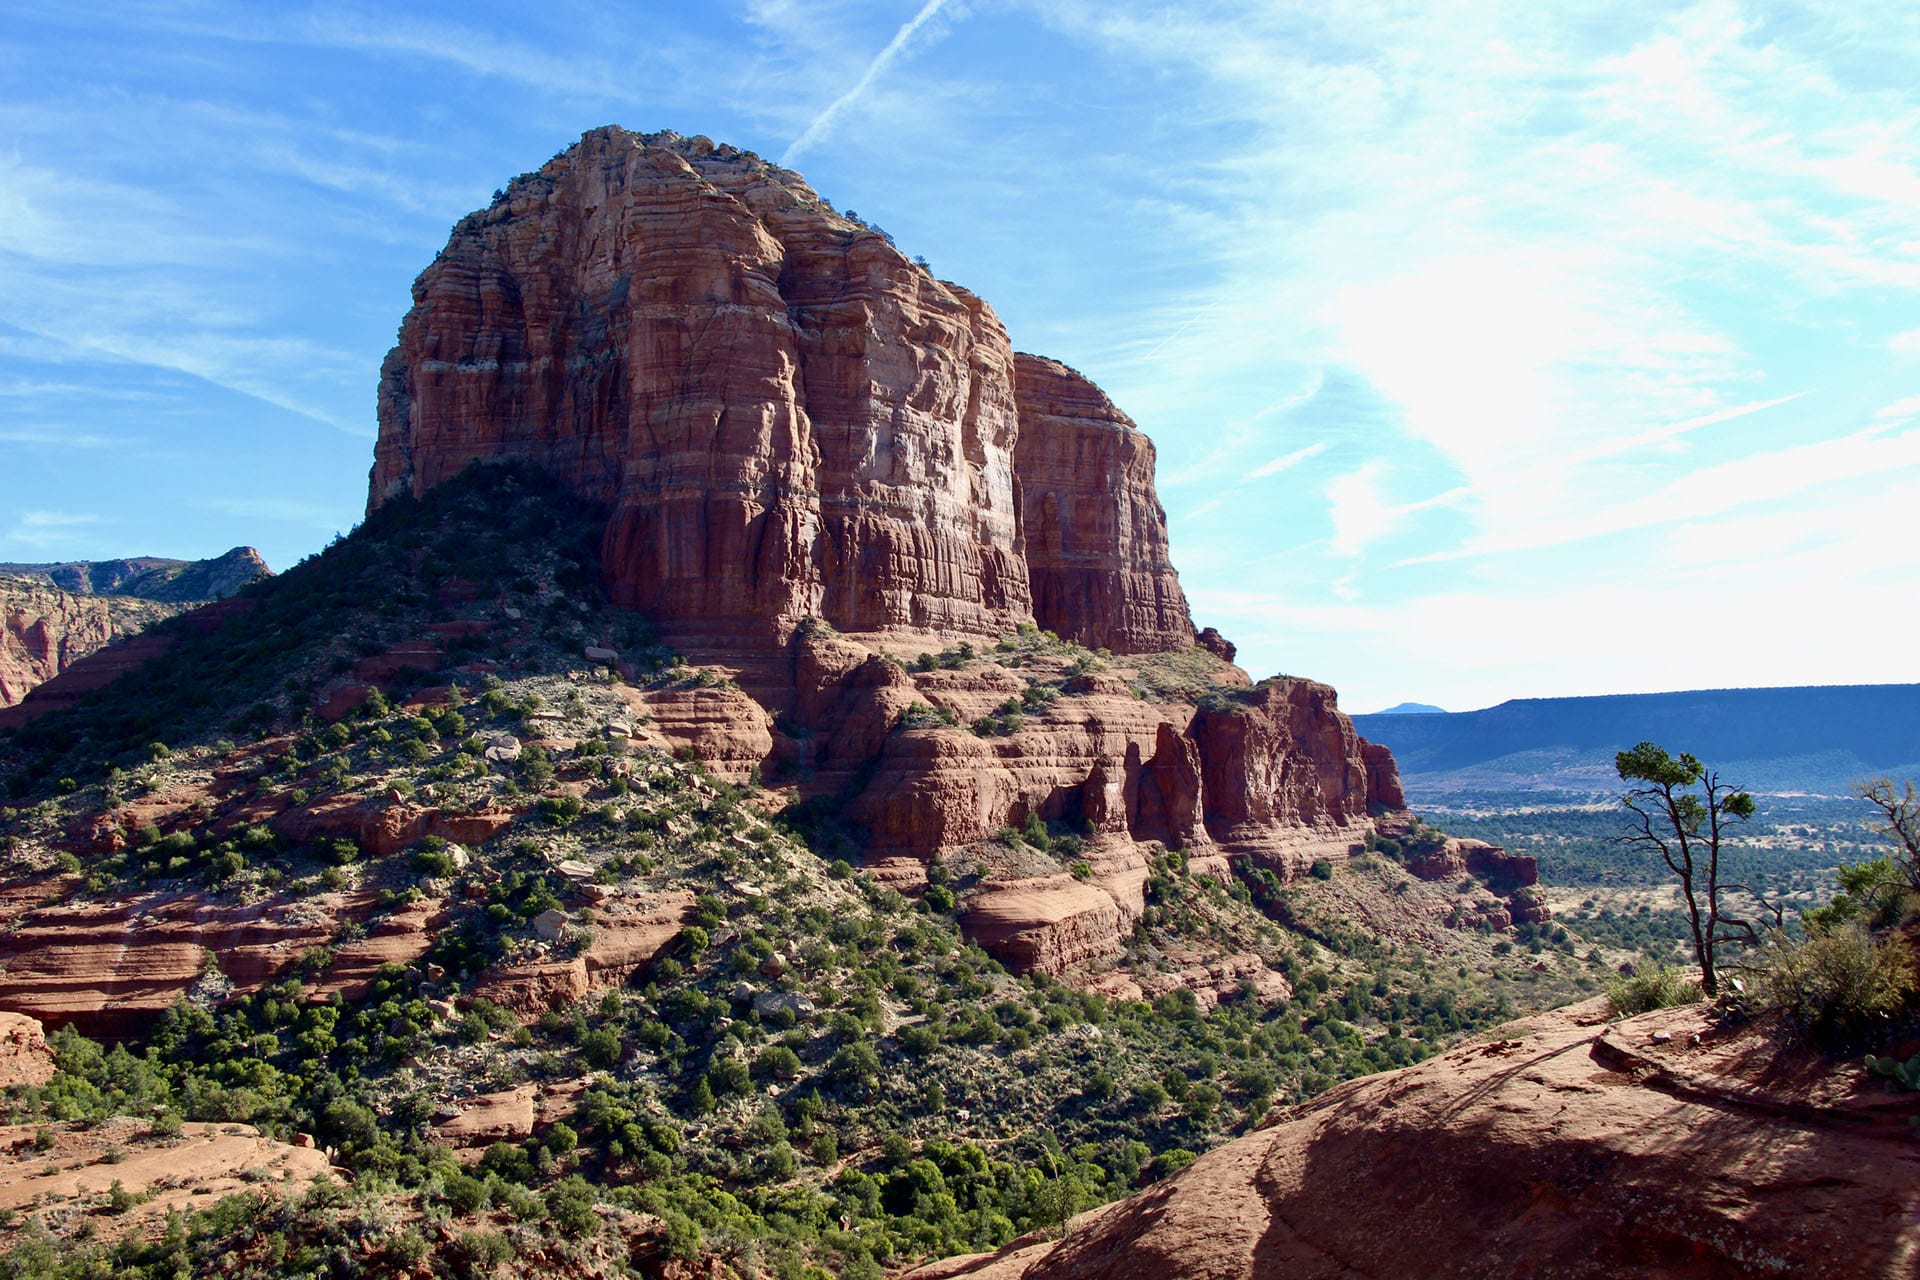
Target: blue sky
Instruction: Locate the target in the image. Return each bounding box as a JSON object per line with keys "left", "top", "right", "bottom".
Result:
{"left": 3, "top": 1, "right": 1917, "bottom": 712}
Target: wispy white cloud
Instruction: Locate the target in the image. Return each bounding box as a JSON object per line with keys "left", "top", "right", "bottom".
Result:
{"left": 780, "top": 0, "right": 955, "bottom": 165}
{"left": 0, "top": 154, "right": 367, "bottom": 432}
{"left": 1036, "top": 2, "right": 1920, "bottom": 551}
{"left": 0, "top": 428, "right": 124, "bottom": 449}
{"left": 1872, "top": 393, "right": 1920, "bottom": 423}
{"left": 1404, "top": 418, "right": 1920, "bottom": 565}
{"left": 2, "top": 510, "right": 107, "bottom": 553}
{"left": 0, "top": 379, "right": 169, "bottom": 402}
{"left": 1247, "top": 441, "right": 1328, "bottom": 481}
{"left": 1203, "top": 471, "right": 1920, "bottom": 709}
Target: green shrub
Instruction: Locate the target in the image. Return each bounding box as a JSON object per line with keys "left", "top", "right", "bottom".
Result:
{"left": 1865, "top": 1051, "right": 1920, "bottom": 1091}
{"left": 580, "top": 1027, "right": 623, "bottom": 1069}
{"left": 1605, "top": 965, "right": 1699, "bottom": 1017}
{"left": 898, "top": 702, "right": 959, "bottom": 731}
{"left": 411, "top": 848, "right": 457, "bottom": 877}
{"left": 439, "top": 1170, "right": 488, "bottom": 1215}
{"left": 537, "top": 794, "right": 583, "bottom": 826}
{"left": 1803, "top": 857, "right": 1912, "bottom": 931}
{"left": 1757, "top": 923, "right": 1916, "bottom": 1046}
{"left": 828, "top": 1042, "right": 880, "bottom": 1088}
{"left": 754, "top": 1045, "right": 802, "bottom": 1080}
{"left": 1145, "top": 1148, "right": 1196, "bottom": 1181}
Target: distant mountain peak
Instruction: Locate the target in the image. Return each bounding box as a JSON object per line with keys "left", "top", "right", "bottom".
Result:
{"left": 1374, "top": 701, "right": 1447, "bottom": 715}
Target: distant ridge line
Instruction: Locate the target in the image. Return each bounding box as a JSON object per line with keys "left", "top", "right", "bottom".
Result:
{"left": 1457, "top": 680, "right": 1917, "bottom": 716}
{"left": 1353, "top": 682, "right": 1920, "bottom": 794}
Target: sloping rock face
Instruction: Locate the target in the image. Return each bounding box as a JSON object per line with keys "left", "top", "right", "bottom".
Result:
{"left": 1012, "top": 354, "right": 1192, "bottom": 654}
{"left": 372, "top": 127, "right": 1035, "bottom": 648}
{"left": 0, "top": 578, "right": 188, "bottom": 709}
{"left": 0, "top": 1118, "right": 333, "bottom": 1241}
{"left": 0, "top": 599, "right": 252, "bottom": 727}
{"left": 911, "top": 1000, "right": 1920, "bottom": 1279}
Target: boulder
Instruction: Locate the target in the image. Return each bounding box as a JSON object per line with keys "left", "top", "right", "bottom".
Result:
{"left": 752, "top": 992, "right": 816, "bottom": 1022}
{"left": 0, "top": 1012, "right": 54, "bottom": 1087}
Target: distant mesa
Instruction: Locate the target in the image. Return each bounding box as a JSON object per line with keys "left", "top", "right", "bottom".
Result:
{"left": 1354, "top": 682, "right": 1920, "bottom": 799}
{"left": 1372, "top": 700, "right": 1446, "bottom": 715}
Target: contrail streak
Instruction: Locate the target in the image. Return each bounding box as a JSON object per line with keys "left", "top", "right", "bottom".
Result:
{"left": 780, "top": 0, "right": 950, "bottom": 166}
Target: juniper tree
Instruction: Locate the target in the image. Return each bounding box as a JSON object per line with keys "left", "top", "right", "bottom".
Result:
{"left": 1615, "top": 741, "right": 1757, "bottom": 996}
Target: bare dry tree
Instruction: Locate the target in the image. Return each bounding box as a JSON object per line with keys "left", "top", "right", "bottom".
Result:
{"left": 1616, "top": 741, "right": 1757, "bottom": 996}
{"left": 1855, "top": 777, "right": 1920, "bottom": 891}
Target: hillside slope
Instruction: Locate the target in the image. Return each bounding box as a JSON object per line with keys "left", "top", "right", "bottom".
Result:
{"left": 0, "top": 467, "right": 1592, "bottom": 1277}
{"left": 0, "top": 547, "right": 270, "bottom": 604}
{"left": 0, "top": 578, "right": 190, "bottom": 709}
{"left": 0, "top": 549, "right": 272, "bottom": 710}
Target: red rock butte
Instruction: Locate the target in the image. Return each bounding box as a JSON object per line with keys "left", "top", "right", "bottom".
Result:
{"left": 361, "top": 127, "right": 1440, "bottom": 981}
{"left": 370, "top": 126, "right": 1191, "bottom": 655}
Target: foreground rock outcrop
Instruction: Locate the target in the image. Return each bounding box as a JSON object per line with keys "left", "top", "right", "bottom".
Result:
{"left": 913, "top": 1000, "right": 1920, "bottom": 1279}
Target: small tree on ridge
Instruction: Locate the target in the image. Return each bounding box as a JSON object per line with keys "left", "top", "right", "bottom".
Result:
{"left": 1615, "top": 741, "right": 1757, "bottom": 996}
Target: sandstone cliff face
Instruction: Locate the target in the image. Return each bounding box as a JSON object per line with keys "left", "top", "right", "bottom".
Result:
{"left": 373, "top": 128, "right": 1033, "bottom": 647}
{"left": 1012, "top": 355, "right": 1192, "bottom": 654}
{"left": 371, "top": 129, "right": 1204, "bottom": 658}
{"left": 362, "top": 125, "right": 1423, "bottom": 982}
